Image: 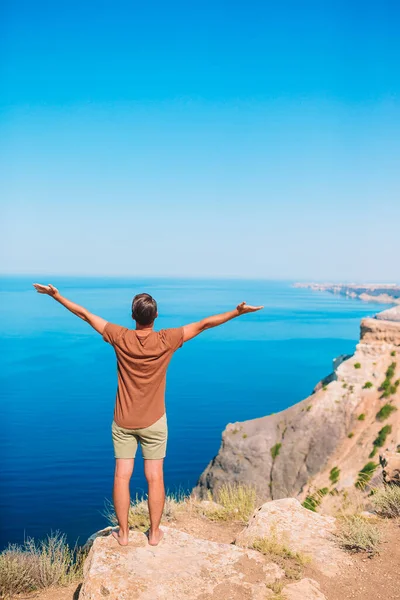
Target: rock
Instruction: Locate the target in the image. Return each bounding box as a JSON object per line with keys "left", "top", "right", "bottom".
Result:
{"left": 376, "top": 305, "right": 400, "bottom": 322}
{"left": 380, "top": 451, "right": 400, "bottom": 485}
{"left": 82, "top": 526, "right": 114, "bottom": 552}
{"left": 359, "top": 511, "right": 378, "bottom": 519}
{"left": 313, "top": 355, "right": 352, "bottom": 393}
{"left": 80, "top": 526, "right": 285, "bottom": 600}
{"left": 282, "top": 578, "right": 327, "bottom": 600}
{"left": 360, "top": 317, "right": 400, "bottom": 345}
{"left": 235, "top": 498, "right": 350, "bottom": 577}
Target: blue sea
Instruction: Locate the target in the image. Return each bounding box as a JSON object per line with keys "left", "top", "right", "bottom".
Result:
{"left": 0, "top": 276, "right": 388, "bottom": 550}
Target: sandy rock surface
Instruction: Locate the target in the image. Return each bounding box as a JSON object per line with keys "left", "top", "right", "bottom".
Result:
{"left": 235, "top": 498, "right": 350, "bottom": 577}
{"left": 282, "top": 577, "right": 327, "bottom": 599}
{"left": 375, "top": 305, "right": 400, "bottom": 322}
{"left": 80, "top": 526, "right": 285, "bottom": 600}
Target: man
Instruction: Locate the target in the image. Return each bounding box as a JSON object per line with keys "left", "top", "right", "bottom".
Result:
{"left": 33, "top": 282, "right": 263, "bottom": 546}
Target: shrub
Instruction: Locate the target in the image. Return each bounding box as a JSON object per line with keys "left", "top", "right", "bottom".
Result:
{"left": 336, "top": 515, "right": 381, "bottom": 553}
{"left": 342, "top": 383, "right": 348, "bottom": 389}
{"left": 0, "top": 549, "right": 38, "bottom": 598}
{"left": 354, "top": 363, "right": 361, "bottom": 369}
{"left": 302, "top": 488, "right": 328, "bottom": 513}
{"left": 348, "top": 432, "right": 354, "bottom": 438}
{"left": 380, "top": 362, "right": 397, "bottom": 397}
{"left": 306, "top": 405, "right": 312, "bottom": 411}
{"left": 242, "top": 433, "right": 247, "bottom": 439}
{"left": 376, "top": 403, "right": 397, "bottom": 421}
{"left": 382, "top": 381, "right": 399, "bottom": 398}
{"left": 302, "top": 495, "right": 319, "bottom": 512}
{"left": 386, "top": 362, "right": 396, "bottom": 378}
{"left": 357, "top": 413, "right": 366, "bottom": 421}
{"left": 330, "top": 466, "right": 340, "bottom": 485}
{"left": 270, "top": 443, "right": 282, "bottom": 459}
{"left": 0, "top": 532, "right": 84, "bottom": 599}
{"left": 369, "top": 447, "right": 378, "bottom": 458}
{"left": 373, "top": 424, "right": 392, "bottom": 448}
{"left": 371, "top": 485, "right": 400, "bottom": 518}
{"left": 391, "top": 350, "right": 396, "bottom": 357}
{"left": 363, "top": 381, "right": 373, "bottom": 389}
{"left": 355, "top": 462, "right": 379, "bottom": 490}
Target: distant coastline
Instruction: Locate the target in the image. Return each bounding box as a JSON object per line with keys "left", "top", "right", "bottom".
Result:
{"left": 293, "top": 282, "right": 400, "bottom": 305}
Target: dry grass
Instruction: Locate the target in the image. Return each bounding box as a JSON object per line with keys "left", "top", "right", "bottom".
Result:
{"left": 103, "top": 484, "right": 257, "bottom": 529}
{"left": 336, "top": 514, "right": 381, "bottom": 554}
{"left": 104, "top": 489, "right": 189, "bottom": 531}
{"left": 251, "top": 535, "right": 309, "bottom": 566}
{"left": 251, "top": 531, "right": 310, "bottom": 596}
{"left": 205, "top": 482, "right": 258, "bottom": 523}
{"left": 322, "top": 486, "right": 381, "bottom": 553}
{"left": 320, "top": 485, "right": 368, "bottom": 518}
{"left": 266, "top": 579, "right": 286, "bottom": 598}
{"left": 371, "top": 485, "right": 400, "bottom": 518}
{"left": 0, "top": 532, "right": 85, "bottom": 599}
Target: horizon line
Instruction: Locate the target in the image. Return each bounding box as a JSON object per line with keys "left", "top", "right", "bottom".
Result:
{"left": 0, "top": 273, "right": 398, "bottom": 285}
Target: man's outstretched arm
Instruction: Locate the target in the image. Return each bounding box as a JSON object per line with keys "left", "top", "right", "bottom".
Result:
{"left": 182, "top": 301, "right": 264, "bottom": 342}
{"left": 33, "top": 283, "right": 108, "bottom": 335}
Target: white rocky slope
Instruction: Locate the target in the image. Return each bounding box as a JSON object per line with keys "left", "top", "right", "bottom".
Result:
{"left": 194, "top": 313, "right": 400, "bottom": 501}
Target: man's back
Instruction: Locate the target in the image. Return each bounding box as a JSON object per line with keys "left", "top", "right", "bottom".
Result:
{"left": 103, "top": 322, "right": 184, "bottom": 428}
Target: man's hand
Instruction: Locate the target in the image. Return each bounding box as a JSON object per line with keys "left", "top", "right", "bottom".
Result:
{"left": 236, "top": 301, "right": 264, "bottom": 314}
{"left": 32, "top": 282, "right": 108, "bottom": 335}
{"left": 183, "top": 301, "right": 264, "bottom": 342}
{"left": 33, "top": 283, "right": 60, "bottom": 297}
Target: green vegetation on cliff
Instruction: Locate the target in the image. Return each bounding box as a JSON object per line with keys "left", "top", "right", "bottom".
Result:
{"left": 376, "top": 404, "right": 397, "bottom": 421}
{"left": 270, "top": 443, "right": 282, "bottom": 459}
{"left": 355, "top": 462, "right": 379, "bottom": 490}
{"left": 380, "top": 362, "right": 398, "bottom": 398}
{"left": 329, "top": 466, "right": 340, "bottom": 485}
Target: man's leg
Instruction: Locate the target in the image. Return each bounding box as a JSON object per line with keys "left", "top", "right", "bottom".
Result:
{"left": 144, "top": 458, "right": 165, "bottom": 546}
{"left": 112, "top": 458, "right": 134, "bottom": 546}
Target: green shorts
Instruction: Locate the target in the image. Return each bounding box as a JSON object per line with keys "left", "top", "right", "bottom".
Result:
{"left": 111, "top": 413, "right": 168, "bottom": 460}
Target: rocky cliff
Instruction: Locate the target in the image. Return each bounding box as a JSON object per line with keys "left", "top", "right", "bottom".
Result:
{"left": 194, "top": 311, "right": 400, "bottom": 501}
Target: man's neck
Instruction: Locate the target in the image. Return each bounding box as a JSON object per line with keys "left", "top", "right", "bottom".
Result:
{"left": 135, "top": 322, "right": 154, "bottom": 333}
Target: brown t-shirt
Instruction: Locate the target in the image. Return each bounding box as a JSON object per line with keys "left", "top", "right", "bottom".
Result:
{"left": 102, "top": 322, "right": 184, "bottom": 428}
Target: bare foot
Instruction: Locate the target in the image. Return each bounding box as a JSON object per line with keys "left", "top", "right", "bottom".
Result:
{"left": 112, "top": 529, "right": 129, "bottom": 546}
{"left": 148, "top": 528, "right": 164, "bottom": 546}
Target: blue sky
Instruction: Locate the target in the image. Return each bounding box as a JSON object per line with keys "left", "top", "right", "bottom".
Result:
{"left": 1, "top": 0, "right": 399, "bottom": 280}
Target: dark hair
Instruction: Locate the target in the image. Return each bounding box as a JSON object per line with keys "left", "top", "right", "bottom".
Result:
{"left": 131, "top": 293, "right": 158, "bottom": 326}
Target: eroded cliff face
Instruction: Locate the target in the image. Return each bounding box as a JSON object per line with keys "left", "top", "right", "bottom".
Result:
{"left": 193, "top": 314, "right": 400, "bottom": 501}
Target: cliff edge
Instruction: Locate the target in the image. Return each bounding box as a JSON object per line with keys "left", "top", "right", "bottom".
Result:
{"left": 193, "top": 311, "right": 400, "bottom": 501}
